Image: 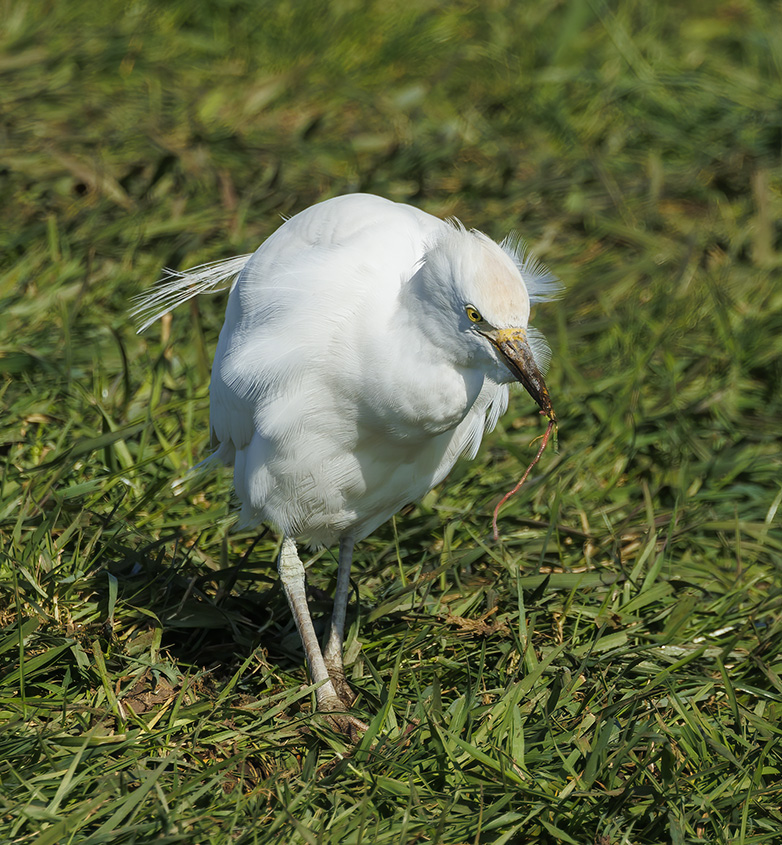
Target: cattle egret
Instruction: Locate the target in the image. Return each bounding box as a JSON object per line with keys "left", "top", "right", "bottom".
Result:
{"left": 134, "top": 193, "right": 558, "bottom": 735}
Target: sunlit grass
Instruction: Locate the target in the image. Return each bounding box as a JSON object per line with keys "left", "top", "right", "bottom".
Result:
{"left": 2, "top": 0, "right": 782, "bottom": 842}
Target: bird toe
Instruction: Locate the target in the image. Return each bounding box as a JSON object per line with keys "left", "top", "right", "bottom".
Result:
{"left": 316, "top": 691, "right": 368, "bottom": 740}
{"left": 323, "top": 711, "right": 369, "bottom": 742}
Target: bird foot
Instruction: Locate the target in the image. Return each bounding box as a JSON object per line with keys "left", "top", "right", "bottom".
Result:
{"left": 317, "top": 691, "right": 368, "bottom": 741}
{"left": 322, "top": 710, "right": 369, "bottom": 742}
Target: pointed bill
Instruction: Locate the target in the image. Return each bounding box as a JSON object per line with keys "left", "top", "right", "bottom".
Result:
{"left": 483, "top": 328, "right": 556, "bottom": 421}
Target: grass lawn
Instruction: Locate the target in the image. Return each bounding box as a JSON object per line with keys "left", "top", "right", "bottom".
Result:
{"left": 2, "top": 0, "right": 782, "bottom": 842}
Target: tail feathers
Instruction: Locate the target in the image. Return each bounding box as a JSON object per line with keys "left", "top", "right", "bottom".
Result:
{"left": 132, "top": 254, "right": 253, "bottom": 332}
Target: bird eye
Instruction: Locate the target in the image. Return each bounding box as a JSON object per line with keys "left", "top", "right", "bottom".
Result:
{"left": 465, "top": 306, "right": 483, "bottom": 323}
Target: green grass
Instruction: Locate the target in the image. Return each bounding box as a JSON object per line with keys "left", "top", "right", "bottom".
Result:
{"left": 2, "top": 0, "right": 782, "bottom": 842}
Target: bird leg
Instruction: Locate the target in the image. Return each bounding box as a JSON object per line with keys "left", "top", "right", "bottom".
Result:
{"left": 278, "top": 538, "right": 343, "bottom": 710}
{"left": 278, "top": 538, "right": 366, "bottom": 737}
{"left": 323, "top": 536, "right": 356, "bottom": 706}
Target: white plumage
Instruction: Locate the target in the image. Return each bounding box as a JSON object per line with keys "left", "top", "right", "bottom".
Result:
{"left": 135, "top": 193, "right": 558, "bottom": 734}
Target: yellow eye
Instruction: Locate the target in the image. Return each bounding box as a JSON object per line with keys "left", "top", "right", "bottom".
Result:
{"left": 465, "top": 305, "right": 483, "bottom": 323}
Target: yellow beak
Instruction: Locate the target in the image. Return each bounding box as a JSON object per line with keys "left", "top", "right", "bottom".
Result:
{"left": 482, "top": 328, "right": 556, "bottom": 421}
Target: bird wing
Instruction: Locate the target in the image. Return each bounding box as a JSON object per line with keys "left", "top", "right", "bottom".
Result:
{"left": 208, "top": 194, "right": 446, "bottom": 464}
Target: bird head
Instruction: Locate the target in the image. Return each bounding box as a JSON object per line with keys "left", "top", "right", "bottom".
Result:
{"left": 416, "top": 224, "right": 557, "bottom": 421}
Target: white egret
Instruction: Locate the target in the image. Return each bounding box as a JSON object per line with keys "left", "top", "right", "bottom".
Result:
{"left": 134, "top": 193, "right": 558, "bottom": 735}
